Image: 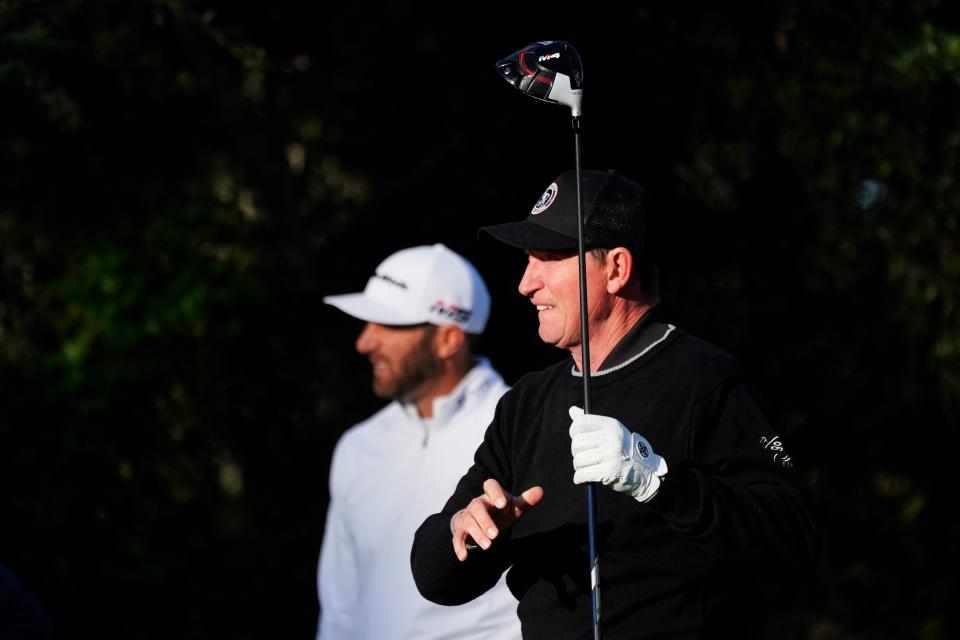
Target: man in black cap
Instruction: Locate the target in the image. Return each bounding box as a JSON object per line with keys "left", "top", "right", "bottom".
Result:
{"left": 410, "top": 170, "right": 818, "bottom": 639}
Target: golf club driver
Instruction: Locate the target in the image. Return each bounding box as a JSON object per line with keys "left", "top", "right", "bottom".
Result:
{"left": 496, "top": 40, "right": 602, "bottom": 640}
{"left": 494, "top": 40, "right": 583, "bottom": 116}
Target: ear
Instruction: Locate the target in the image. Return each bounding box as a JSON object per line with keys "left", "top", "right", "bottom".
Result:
{"left": 433, "top": 325, "right": 466, "bottom": 360}
{"left": 604, "top": 246, "right": 634, "bottom": 295}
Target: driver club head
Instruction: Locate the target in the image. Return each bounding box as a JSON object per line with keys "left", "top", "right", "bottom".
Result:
{"left": 495, "top": 40, "right": 583, "bottom": 117}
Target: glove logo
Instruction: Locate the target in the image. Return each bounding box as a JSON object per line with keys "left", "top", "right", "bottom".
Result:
{"left": 636, "top": 440, "right": 649, "bottom": 458}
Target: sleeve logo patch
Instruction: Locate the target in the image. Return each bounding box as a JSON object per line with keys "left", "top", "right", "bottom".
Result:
{"left": 760, "top": 435, "right": 793, "bottom": 470}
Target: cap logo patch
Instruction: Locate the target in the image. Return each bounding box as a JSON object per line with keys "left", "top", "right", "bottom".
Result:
{"left": 430, "top": 300, "right": 472, "bottom": 324}
{"left": 531, "top": 182, "right": 559, "bottom": 215}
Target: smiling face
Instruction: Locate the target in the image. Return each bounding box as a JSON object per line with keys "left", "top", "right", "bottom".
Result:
{"left": 517, "top": 249, "right": 611, "bottom": 351}
{"left": 354, "top": 322, "right": 442, "bottom": 402}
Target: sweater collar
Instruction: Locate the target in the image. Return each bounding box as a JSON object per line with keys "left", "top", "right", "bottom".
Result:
{"left": 571, "top": 310, "right": 676, "bottom": 378}
{"left": 598, "top": 309, "right": 657, "bottom": 369}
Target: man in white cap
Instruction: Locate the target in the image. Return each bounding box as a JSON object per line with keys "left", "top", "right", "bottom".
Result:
{"left": 317, "top": 244, "right": 520, "bottom": 640}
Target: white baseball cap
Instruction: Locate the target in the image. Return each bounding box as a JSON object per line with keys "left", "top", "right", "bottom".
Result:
{"left": 323, "top": 244, "right": 491, "bottom": 334}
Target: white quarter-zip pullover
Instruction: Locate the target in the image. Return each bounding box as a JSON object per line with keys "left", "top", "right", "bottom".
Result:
{"left": 318, "top": 359, "right": 519, "bottom": 640}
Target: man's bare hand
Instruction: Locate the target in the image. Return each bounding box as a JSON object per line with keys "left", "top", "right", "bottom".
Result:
{"left": 451, "top": 479, "right": 544, "bottom": 561}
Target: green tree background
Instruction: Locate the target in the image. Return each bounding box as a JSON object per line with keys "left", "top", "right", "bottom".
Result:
{"left": 1, "top": 1, "right": 957, "bottom": 637}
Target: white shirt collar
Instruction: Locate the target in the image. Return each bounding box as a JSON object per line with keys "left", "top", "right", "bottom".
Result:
{"left": 399, "top": 357, "right": 498, "bottom": 426}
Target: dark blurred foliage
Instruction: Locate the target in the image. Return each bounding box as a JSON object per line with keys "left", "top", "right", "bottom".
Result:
{"left": 1, "top": 0, "right": 958, "bottom": 637}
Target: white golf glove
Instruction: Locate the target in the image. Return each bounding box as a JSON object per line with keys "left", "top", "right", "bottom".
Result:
{"left": 568, "top": 405, "right": 668, "bottom": 503}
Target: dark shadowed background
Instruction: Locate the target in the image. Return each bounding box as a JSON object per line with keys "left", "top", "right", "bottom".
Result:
{"left": 1, "top": 1, "right": 958, "bottom": 638}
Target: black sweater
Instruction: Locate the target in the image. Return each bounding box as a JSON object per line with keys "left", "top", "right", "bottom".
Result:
{"left": 411, "top": 322, "right": 818, "bottom": 639}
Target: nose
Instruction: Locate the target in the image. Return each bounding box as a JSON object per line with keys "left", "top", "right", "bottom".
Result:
{"left": 518, "top": 255, "right": 541, "bottom": 298}
{"left": 355, "top": 323, "right": 379, "bottom": 354}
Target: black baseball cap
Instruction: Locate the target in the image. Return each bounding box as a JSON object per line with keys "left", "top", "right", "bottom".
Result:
{"left": 479, "top": 169, "right": 660, "bottom": 261}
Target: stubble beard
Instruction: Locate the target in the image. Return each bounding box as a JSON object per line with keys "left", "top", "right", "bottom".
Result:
{"left": 372, "top": 329, "right": 443, "bottom": 402}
